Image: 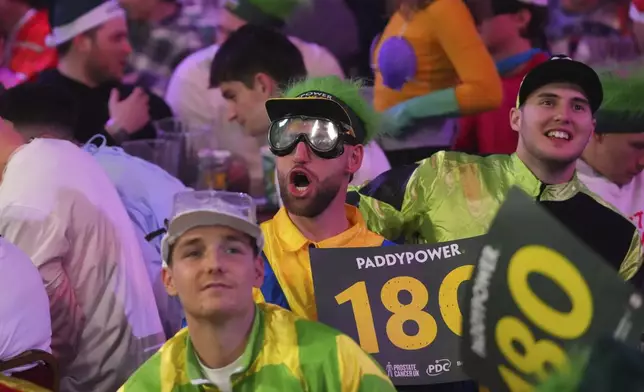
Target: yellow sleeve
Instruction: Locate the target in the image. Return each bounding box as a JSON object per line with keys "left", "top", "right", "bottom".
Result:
{"left": 335, "top": 334, "right": 397, "bottom": 392}
{"left": 619, "top": 230, "right": 644, "bottom": 281}
{"left": 253, "top": 287, "right": 266, "bottom": 304}
{"left": 428, "top": 0, "right": 502, "bottom": 115}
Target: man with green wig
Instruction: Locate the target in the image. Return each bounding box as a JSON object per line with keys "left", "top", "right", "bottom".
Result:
{"left": 578, "top": 66, "right": 644, "bottom": 243}
{"left": 254, "top": 75, "right": 396, "bottom": 322}
{"left": 165, "top": 0, "right": 344, "bottom": 196}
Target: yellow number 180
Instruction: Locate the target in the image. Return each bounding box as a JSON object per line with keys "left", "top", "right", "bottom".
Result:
{"left": 496, "top": 245, "right": 593, "bottom": 391}
{"left": 335, "top": 266, "right": 473, "bottom": 354}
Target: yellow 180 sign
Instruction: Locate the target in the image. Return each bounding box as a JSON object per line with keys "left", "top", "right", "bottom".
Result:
{"left": 335, "top": 265, "right": 474, "bottom": 353}
{"left": 495, "top": 245, "right": 593, "bottom": 390}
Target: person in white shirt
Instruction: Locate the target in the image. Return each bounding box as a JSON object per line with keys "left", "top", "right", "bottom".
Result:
{"left": 0, "top": 237, "right": 51, "bottom": 367}
{"left": 0, "top": 94, "right": 165, "bottom": 391}
{"left": 0, "top": 82, "right": 187, "bottom": 340}
{"left": 210, "top": 25, "right": 390, "bottom": 196}
{"left": 578, "top": 67, "right": 644, "bottom": 240}
{"left": 165, "top": 0, "right": 345, "bottom": 194}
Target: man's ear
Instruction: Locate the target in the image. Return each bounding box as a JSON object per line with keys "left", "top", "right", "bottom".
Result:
{"left": 346, "top": 144, "right": 364, "bottom": 176}
{"left": 252, "top": 254, "right": 265, "bottom": 288}
{"left": 254, "top": 73, "right": 278, "bottom": 98}
{"left": 509, "top": 107, "right": 521, "bottom": 133}
{"left": 514, "top": 8, "right": 532, "bottom": 32}
{"left": 73, "top": 34, "right": 92, "bottom": 53}
{"left": 162, "top": 267, "right": 178, "bottom": 296}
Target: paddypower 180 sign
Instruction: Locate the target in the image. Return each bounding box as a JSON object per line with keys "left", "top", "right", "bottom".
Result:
{"left": 310, "top": 238, "right": 483, "bottom": 386}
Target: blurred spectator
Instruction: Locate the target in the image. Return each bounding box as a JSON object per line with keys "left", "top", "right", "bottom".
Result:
{"left": 0, "top": 85, "right": 165, "bottom": 391}
{"left": 166, "top": 0, "right": 344, "bottom": 196}
{"left": 340, "top": 0, "right": 388, "bottom": 79}
{"left": 454, "top": 0, "right": 549, "bottom": 154}
{"left": 578, "top": 67, "right": 644, "bottom": 240}
{"left": 0, "top": 81, "right": 187, "bottom": 339}
{"left": 373, "top": 0, "right": 502, "bottom": 165}
{"left": 27, "top": 0, "right": 172, "bottom": 144}
{"left": 0, "top": 237, "right": 51, "bottom": 377}
{"left": 0, "top": 0, "right": 56, "bottom": 87}
{"left": 631, "top": 0, "right": 644, "bottom": 51}
{"left": 548, "top": 0, "right": 638, "bottom": 64}
{"left": 210, "top": 24, "right": 390, "bottom": 189}
{"left": 284, "top": 0, "right": 359, "bottom": 76}
{"left": 120, "top": 0, "right": 210, "bottom": 96}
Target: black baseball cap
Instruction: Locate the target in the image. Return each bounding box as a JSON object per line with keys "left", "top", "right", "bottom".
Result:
{"left": 265, "top": 90, "right": 367, "bottom": 143}
{"left": 516, "top": 55, "right": 603, "bottom": 113}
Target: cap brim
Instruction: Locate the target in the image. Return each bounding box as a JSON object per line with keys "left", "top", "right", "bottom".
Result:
{"left": 265, "top": 97, "right": 351, "bottom": 125}
{"left": 168, "top": 210, "right": 263, "bottom": 248}
{"left": 519, "top": 60, "right": 603, "bottom": 113}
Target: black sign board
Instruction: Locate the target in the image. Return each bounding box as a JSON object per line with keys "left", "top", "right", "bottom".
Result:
{"left": 461, "top": 187, "right": 644, "bottom": 392}
{"left": 310, "top": 237, "right": 483, "bottom": 386}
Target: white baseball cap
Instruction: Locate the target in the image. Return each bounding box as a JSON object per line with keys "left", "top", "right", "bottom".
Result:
{"left": 161, "top": 191, "right": 263, "bottom": 266}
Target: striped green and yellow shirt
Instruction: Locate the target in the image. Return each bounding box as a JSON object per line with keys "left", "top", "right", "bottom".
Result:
{"left": 119, "top": 303, "right": 395, "bottom": 391}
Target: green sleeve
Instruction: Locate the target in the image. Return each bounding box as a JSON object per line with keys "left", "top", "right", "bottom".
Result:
{"left": 619, "top": 229, "right": 644, "bottom": 281}
{"left": 348, "top": 155, "right": 440, "bottom": 243}
{"left": 117, "top": 354, "right": 164, "bottom": 391}
{"left": 385, "top": 88, "right": 461, "bottom": 133}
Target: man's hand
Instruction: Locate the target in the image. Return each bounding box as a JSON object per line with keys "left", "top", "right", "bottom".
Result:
{"left": 108, "top": 87, "right": 151, "bottom": 134}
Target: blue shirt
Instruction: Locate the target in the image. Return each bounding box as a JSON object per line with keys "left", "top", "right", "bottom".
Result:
{"left": 83, "top": 135, "right": 188, "bottom": 252}
{"left": 83, "top": 135, "right": 187, "bottom": 337}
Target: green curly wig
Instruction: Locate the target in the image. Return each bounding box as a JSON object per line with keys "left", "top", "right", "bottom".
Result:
{"left": 281, "top": 76, "right": 390, "bottom": 144}
{"left": 223, "top": 0, "right": 311, "bottom": 26}
{"left": 594, "top": 63, "right": 644, "bottom": 134}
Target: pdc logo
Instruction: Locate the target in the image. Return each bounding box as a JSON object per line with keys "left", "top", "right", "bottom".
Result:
{"left": 426, "top": 359, "right": 451, "bottom": 377}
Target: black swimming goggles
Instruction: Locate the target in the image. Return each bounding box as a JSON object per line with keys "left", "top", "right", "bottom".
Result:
{"left": 268, "top": 116, "right": 359, "bottom": 159}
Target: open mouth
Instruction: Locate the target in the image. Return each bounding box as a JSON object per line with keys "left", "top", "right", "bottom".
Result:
{"left": 288, "top": 169, "right": 313, "bottom": 197}
{"left": 545, "top": 130, "right": 572, "bottom": 141}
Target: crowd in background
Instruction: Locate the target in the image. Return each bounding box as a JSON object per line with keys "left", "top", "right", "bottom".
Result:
{"left": 1, "top": 0, "right": 644, "bottom": 391}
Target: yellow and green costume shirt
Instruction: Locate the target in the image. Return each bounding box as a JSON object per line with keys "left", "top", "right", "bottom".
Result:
{"left": 348, "top": 152, "right": 644, "bottom": 284}
{"left": 256, "top": 205, "right": 394, "bottom": 320}
{"left": 118, "top": 303, "right": 395, "bottom": 392}
{"left": 0, "top": 374, "right": 50, "bottom": 392}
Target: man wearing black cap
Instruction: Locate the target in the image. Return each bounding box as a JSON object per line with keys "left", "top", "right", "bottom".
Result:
{"left": 351, "top": 55, "right": 644, "bottom": 286}
{"left": 25, "top": 0, "right": 172, "bottom": 144}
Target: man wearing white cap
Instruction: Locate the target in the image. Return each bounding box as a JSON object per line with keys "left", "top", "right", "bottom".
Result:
{"left": 120, "top": 190, "right": 395, "bottom": 391}
{"left": 26, "top": 0, "right": 172, "bottom": 145}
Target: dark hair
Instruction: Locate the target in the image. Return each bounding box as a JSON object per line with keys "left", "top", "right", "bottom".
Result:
{"left": 0, "top": 83, "right": 78, "bottom": 139}
{"left": 210, "top": 24, "right": 307, "bottom": 89}
{"left": 55, "top": 28, "right": 98, "bottom": 57}
{"left": 520, "top": 4, "right": 549, "bottom": 51}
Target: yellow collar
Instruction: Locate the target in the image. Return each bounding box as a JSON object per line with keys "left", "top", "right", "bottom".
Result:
{"left": 272, "top": 204, "right": 376, "bottom": 252}
{"left": 510, "top": 153, "right": 583, "bottom": 201}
